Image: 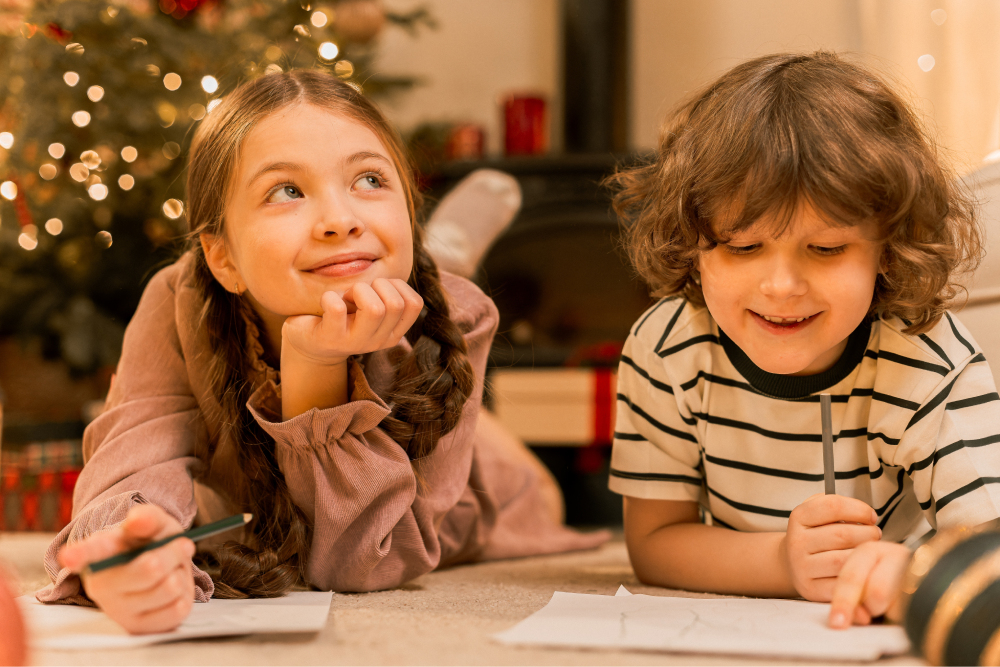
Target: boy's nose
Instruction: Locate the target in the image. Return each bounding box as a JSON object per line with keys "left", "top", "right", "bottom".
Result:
{"left": 759, "top": 256, "right": 808, "bottom": 299}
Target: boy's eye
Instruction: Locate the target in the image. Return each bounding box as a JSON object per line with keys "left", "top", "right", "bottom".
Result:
{"left": 812, "top": 245, "right": 847, "bottom": 255}
{"left": 268, "top": 185, "right": 303, "bottom": 203}
{"left": 723, "top": 243, "right": 760, "bottom": 255}
{"left": 355, "top": 174, "right": 383, "bottom": 190}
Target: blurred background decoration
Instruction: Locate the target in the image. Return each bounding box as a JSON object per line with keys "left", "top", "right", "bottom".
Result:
{"left": 0, "top": 0, "right": 432, "bottom": 375}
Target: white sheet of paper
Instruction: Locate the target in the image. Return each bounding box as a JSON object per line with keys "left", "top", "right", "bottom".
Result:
{"left": 19, "top": 590, "right": 333, "bottom": 650}
{"left": 495, "top": 589, "right": 911, "bottom": 661}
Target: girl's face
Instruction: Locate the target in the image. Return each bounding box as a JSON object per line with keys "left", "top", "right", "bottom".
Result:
{"left": 697, "top": 202, "right": 882, "bottom": 376}
{"left": 206, "top": 103, "right": 413, "bottom": 332}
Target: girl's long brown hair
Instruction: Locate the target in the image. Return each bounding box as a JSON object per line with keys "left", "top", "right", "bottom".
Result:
{"left": 610, "top": 51, "right": 981, "bottom": 334}
{"left": 185, "top": 70, "right": 475, "bottom": 598}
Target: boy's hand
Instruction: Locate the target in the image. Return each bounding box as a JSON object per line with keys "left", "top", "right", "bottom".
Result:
{"left": 58, "top": 504, "right": 195, "bottom": 635}
{"left": 782, "top": 494, "right": 882, "bottom": 601}
{"left": 282, "top": 278, "right": 424, "bottom": 366}
{"left": 828, "top": 541, "right": 910, "bottom": 628}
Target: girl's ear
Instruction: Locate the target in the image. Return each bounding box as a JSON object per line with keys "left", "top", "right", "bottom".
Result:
{"left": 200, "top": 233, "right": 243, "bottom": 294}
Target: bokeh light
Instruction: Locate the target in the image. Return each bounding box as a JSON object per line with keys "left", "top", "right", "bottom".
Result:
{"left": 48, "top": 143, "right": 66, "bottom": 159}
{"left": 163, "top": 199, "right": 184, "bottom": 219}
{"left": 0, "top": 181, "right": 17, "bottom": 200}
{"left": 72, "top": 111, "right": 92, "bottom": 127}
{"left": 95, "top": 231, "right": 113, "bottom": 249}
{"left": 119, "top": 174, "right": 135, "bottom": 190}
{"left": 189, "top": 103, "right": 207, "bottom": 120}
{"left": 918, "top": 54, "right": 936, "bottom": 72}
{"left": 931, "top": 9, "right": 947, "bottom": 25}
{"left": 69, "top": 163, "right": 90, "bottom": 182}
{"left": 0, "top": 132, "right": 13, "bottom": 149}
{"left": 19, "top": 232, "right": 38, "bottom": 250}
{"left": 201, "top": 75, "right": 219, "bottom": 93}
{"left": 88, "top": 183, "right": 109, "bottom": 201}
{"left": 87, "top": 85, "right": 105, "bottom": 102}
{"left": 39, "top": 164, "right": 58, "bottom": 180}
{"left": 80, "top": 150, "right": 102, "bottom": 169}
{"left": 311, "top": 10, "right": 328, "bottom": 27}
{"left": 63, "top": 71, "right": 80, "bottom": 86}
{"left": 45, "top": 218, "right": 64, "bottom": 235}
{"left": 163, "top": 73, "right": 182, "bottom": 91}
{"left": 121, "top": 146, "right": 138, "bottom": 162}
{"left": 318, "top": 42, "right": 339, "bottom": 60}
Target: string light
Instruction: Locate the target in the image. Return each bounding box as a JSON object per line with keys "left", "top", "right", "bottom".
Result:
{"left": 88, "top": 183, "right": 109, "bottom": 200}
{"left": 311, "top": 10, "right": 327, "bottom": 27}
{"left": 80, "top": 150, "right": 101, "bottom": 169}
{"left": 0, "top": 132, "right": 13, "bottom": 149}
{"left": 39, "top": 164, "right": 58, "bottom": 180}
{"left": 48, "top": 143, "right": 66, "bottom": 159}
{"left": 87, "top": 85, "right": 104, "bottom": 102}
{"left": 121, "top": 146, "right": 138, "bottom": 162}
{"left": 318, "top": 42, "right": 338, "bottom": 60}
{"left": 334, "top": 61, "right": 354, "bottom": 78}
{"left": 69, "top": 163, "right": 90, "bottom": 182}
{"left": 163, "top": 72, "right": 182, "bottom": 91}
{"left": 118, "top": 174, "right": 135, "bottom": 190}
{"left": 45, "top": 218, "right": 63, "bottom": 235}
{"left": 19, "top": 231, "right": 38, "bottom": 250}
{"left": 63, "top": 71, "right": 80, "bottom": 86}
{"left": 163, "top": 199, "right": 184, "bottom": 219}
{"left": 201, "top": 75, "right": 219, "bottom": 93}
{"left": 0, "top": 181, "right": 17, "bottom": 200}
{"left": 72, "top": 110, "right": 92, "bottom": 127}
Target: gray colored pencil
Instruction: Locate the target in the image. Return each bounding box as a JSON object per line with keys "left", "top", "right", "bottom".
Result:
{"left": 820, "top": 393, "right": 835, "bottom": 494}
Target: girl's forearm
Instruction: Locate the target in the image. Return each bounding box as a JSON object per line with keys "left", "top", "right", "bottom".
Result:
{"left": 628, "top": 522, "right": 798, "bottom": 597}
{"left": 279, "top": 346, "right": 349, "bottom": 421}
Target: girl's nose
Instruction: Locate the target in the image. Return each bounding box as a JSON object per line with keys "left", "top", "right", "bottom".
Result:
{"left": 314, "top": 191, "right": 366, "bottom": 239}
{"left": 759, "top": 254, "right": 808, "bottom": 299}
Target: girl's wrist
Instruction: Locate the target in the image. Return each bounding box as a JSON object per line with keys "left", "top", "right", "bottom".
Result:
{"left": 279, "top": 344, "right": 350, "bottom": 420}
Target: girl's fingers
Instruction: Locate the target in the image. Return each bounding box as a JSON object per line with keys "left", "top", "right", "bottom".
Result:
{"left": 367, "top": 279, "right": 407, "bottom": 345}
{"left": 348, "top": 281, "right": 386, "bottom": 342}
{"left": 125, "top": 563, "right": 193, "bottom": 615}
{"left": 121, "top": 504, "right": 181, "bottom": 545}
{"left": 386, "top": 279, "right": 425, "bottom": 343}
{"left": 117, "top": 539, "right": 195, "bottom": 596}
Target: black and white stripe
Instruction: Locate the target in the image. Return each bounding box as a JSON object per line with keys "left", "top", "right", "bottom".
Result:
{"left": 610, "top": 299, "right": 1000, "bottom": 541}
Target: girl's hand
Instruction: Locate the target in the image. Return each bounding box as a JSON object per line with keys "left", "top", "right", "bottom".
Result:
{"left": 782, "top": 494, "right": 882, "bottom": 601}
{"left": 58, "top": 504, "right": 195, "bottom": 635}
{"left": 282, "top": 278, "right": 424, "bottom": 366}
{"left": 828, "top": 540, "right": 910, "bottom": 628}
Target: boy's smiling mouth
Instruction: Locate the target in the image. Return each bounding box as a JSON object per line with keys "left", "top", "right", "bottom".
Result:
{"left": 749, "top": 310, "right": 820, "bottom": 331}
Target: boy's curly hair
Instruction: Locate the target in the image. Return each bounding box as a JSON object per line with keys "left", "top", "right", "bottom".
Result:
{"left": 609, "top": 51, "right": 982, "bottom": 335}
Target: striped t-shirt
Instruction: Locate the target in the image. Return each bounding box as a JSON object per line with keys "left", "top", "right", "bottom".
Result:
{"left": 609, "top": 298, "right": 1000, "bottom": 541}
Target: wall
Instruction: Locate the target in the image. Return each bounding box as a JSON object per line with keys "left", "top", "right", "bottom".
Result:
{"left": 374, "top": 0, "right": 1000, "bottom": 174}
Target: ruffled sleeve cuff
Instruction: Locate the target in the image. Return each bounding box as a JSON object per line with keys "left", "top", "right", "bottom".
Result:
{"left": 247, "top": 357, "right": 392, "bottom": 446}
{"left": 35, "top": 491, "right": 214, "bottom": 605}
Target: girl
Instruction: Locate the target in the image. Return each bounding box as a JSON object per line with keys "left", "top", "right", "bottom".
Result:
{"left": 609, "top": 52, "right": 1000, "bottom": 628}
{"left": 37, "top": 70, "right": 606, "bottom": 634}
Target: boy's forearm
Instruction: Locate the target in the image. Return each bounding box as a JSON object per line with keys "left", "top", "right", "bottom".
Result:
{"left": 629, "top": 522, "right": 798, "bottom": 598}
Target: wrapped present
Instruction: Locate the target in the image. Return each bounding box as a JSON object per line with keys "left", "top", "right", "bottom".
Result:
{"left": 0, "top": 440, "right": 83, "bottom": 532}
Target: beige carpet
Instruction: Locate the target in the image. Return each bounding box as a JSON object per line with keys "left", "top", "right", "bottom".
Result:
{"left": 0, "top": 532, "right": 921, "bottom": 666}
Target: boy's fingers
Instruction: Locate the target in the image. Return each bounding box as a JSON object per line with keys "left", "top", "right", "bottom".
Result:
{"left": 797, "top": 495, "right": 878, "bottom": 528}
{"left": 828, "top": 546, "right": 879, "bottom": 628}
{"left": 809, "top": 523, "right": 881, "bottom": 553}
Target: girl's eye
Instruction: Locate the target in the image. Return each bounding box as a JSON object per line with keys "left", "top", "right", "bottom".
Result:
{"left": 723, "top": 243, "right": 760, "bottom": 255}
{"left": 267, "top": 185, "right": 303, "bottom": 203}
{"left": 355, "top": 173, "right": 383, "bottom": 190}
{"left": 813, "top": 245, "right": 847, "bottom": 256}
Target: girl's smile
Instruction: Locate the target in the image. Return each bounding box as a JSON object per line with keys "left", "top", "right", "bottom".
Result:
{"left": 698, "top": 202, "right": 882, "bottom": 376}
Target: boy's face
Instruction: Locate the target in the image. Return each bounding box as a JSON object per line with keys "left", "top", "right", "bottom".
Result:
{"left": 697, "top": 203, "right": 882, "bottom": 376}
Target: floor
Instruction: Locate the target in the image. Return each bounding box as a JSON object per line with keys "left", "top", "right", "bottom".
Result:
{"left": 0, "top": 531, "right": 923, "bottom": 666}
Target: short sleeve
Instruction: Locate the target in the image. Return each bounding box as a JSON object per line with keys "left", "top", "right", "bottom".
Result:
{"left": 609, "top": 300, "right": 704, "bottom": 503}
{"left": 893, "top": 353, "right": 1000, "bottom": 530}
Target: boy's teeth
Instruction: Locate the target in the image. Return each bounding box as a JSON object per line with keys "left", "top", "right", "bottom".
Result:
{"left": 761, "top": 315, "right": 807, "bottom": 323}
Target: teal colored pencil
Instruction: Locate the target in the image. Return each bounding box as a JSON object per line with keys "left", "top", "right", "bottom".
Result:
{"left": 84, "top": 513, "right": 252, "bottom": 575}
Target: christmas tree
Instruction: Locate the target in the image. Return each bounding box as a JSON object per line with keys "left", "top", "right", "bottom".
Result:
{"left": 0, "top": 0, "right": 431, "bottom": 372}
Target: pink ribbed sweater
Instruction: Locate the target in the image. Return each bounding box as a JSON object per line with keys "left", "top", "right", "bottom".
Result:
{"left": 37, "top": 253, "right": 606, "bottom": 605}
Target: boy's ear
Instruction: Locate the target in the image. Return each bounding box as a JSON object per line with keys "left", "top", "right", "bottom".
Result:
{"left": 200, "top": 233, "right": 243, "bottom": 294}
